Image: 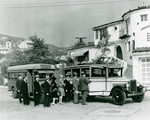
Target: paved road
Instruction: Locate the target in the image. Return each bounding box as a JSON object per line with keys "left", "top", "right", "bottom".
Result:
{"left": 0, "top": 85, "right": 150, "bottom": 120}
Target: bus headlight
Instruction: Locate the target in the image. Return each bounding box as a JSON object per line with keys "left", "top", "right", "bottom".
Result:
{"left": 137, "top": 82, "right": 140, "bottom": 86}
{"left": 126, "top": 82, "right": 130, "bottom": 90}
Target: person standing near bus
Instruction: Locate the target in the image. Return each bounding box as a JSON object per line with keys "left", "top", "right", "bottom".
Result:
{"left": 16, "top": 75, "right": 23, "bottom": 104}
{"left": 78, "top": 72, "right": 91, "bottom": 105}
{"left": 22, "top": 76, "right": 30, "bottom": 105}
{"left": 43, "top": 77, "right": 51, "bottom": 107}
{"left": 34, "top": 75, "right": 41, "bottom": 106}
{"left": 57, "top": 74, "right": 65, "bottom": 105}
{"left": 72, "top": 73, "right": 79, "bottom": 104}
{"left": 50, "top": 75, "right": 58, "bottom": 105}
{"left": 64, "top": 75, "right": 71, "bottom": 103}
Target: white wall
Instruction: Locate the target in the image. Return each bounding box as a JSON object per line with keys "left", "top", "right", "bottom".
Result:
{"left": 94, "top": 23, "right": 121, "bottom": 46}
{"left": 136, "top": 27, "right": 150, "bottom": 48}
{"left": 124, "top": 8, "right": 150, "bottom": 49}
{"left": 107, "top": 24, "right": 120, "bottom": 42}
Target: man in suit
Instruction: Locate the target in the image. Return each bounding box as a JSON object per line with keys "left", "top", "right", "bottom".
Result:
{"left": 64, "top": 75, "right": 71, "bottom": 103}
{"left": 78, "top": 72, "right": 91, "bottom": 105}
{"left": 16, "top": 75, "right": 23, "bottom": 104}
{"left": 43, "top": 77, "right": 51, "bottom": 107}
{"left": 34, "top": 75, "right": 41, "bottom": 106}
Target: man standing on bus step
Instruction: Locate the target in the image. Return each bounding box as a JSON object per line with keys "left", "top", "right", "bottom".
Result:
{"left": 16, "top": 75, "right": 23, "bottom": 104}
{"left": 78, "top": 72, "right": 91, "bottom": 105}
{"left": 34, "top": 75, "right": 41, "bottom": 106}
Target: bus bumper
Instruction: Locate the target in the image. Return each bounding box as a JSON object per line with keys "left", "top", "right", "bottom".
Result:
{"left": 127, "top": 92, "right": 145, "bottom": 97}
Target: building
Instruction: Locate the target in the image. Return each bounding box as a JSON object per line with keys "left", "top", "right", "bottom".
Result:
{"left": 68, "top": 42, "right": 101, "bottom": 64}
{"left": 18, "top": 39, "right": 33, "bottom": 50}
{"left": 68, "top": 6, "right": 150, "bottom": 83}
{"left": 129, "top": 6, "right": 150, "bottom": 87}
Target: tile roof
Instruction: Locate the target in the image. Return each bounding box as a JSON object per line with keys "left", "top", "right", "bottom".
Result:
{"left": 93, "top": 20, "right": 123, "bottom": 30}
{"left": 122, "top": 6, "right": 150, "bottom": 18}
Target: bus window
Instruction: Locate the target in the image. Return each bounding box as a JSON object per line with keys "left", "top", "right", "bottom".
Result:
{"left": 81, "top": 68, "right": 90, "bottom": 77}
{"left": 64, "top": 69, "right": 71, "bottom": 77}
{"left": 91, "top": 67, "right": 105, "bottom": 77}
{"left": 8, "top": 73, "right": 11, "bottom": 80}
{"left": 109, "top": 68, "right": 122, "bottom": 77}
{"left": 22, "top": 73, "right": 27, "bottom": 78}
{"left": 14, "top": 73, "right": 19, "bottom": 80}
{"left": 39, "top": 73, "right": 46, "bottom": 78}
{"left": 72, "top": 69, "right": 80, "bottom": 77}
{"left": 11, "top": 73, "right": 15, "bottom": 80}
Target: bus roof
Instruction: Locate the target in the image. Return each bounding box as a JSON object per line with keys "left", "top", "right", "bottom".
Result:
{"left": 63, "top": 64, "right": 123, "bottom": 69}
{"left": 7, "top": 64, "right": 55, "bottom": 71}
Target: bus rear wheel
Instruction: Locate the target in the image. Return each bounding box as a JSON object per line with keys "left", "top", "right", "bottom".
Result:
{"left": 112, "top": 88, "right": 126, "bottom": 105}
{"left": 12, "top": 87, "right": 17, "bottom": 99}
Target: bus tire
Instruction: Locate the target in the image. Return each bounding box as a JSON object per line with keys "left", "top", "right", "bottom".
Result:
{"left": 132, "top": 94, "right": 145, "bottom": 102}
{"left": 12, "top": 87, "right": 17, "bottom": 99}
{"left": 112, "top": 88, "right": 126, "bottom": 105}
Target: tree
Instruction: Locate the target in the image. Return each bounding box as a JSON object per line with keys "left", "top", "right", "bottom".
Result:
{"left": 27, "top": 34, "right": 49, "bottom": 62}
{"left": 97, "top": 34, "right": 111, "bottom": 56}
{"left": 0, "top": 53, "right": 5, "bottom": 59}
{"left": 93, "top": 32, "right": 112, "bottom": 64}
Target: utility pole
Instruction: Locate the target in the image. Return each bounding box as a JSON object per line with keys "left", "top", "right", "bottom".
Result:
{"left": 76, "top": 37, "right": 86, "bottom": 42}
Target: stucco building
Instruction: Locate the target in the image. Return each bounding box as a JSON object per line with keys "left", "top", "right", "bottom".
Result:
{"left": 68, "top": 6, "right": 150, "bottom": 85}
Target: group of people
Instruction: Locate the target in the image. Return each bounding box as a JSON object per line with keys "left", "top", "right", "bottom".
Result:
{"left": 15, "top": 71, "right": 91, "bottom": 107}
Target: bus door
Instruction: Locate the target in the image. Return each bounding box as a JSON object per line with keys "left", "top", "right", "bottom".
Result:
{"left": 89, "top": 67, "right": 106, "bottom": 94}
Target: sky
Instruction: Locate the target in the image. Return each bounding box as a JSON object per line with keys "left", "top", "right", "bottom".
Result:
{"left": 0, "top": 0, "right": 150, "bottom": 47}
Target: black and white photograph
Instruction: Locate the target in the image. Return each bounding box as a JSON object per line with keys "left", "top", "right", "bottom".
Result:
{"left": 0, "top": 0, "right": 150, "bottom": 120}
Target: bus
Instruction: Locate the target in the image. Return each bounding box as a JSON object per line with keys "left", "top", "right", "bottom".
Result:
{"left": 7, "top": 64, "right": 55, "bottom": 98}
{"left": 63, "top": 64, "right": 145, "bottom": 105}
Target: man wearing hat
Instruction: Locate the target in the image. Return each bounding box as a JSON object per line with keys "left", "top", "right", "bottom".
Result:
{"left": 34, "top": 75, "right": 41, "bottom": 106}
{"left": 16, "top": 75, "right": 23, "bottom": 104}
{"left": 64, "top": 74, "right": 71, "bottom": 103}
{"left": 43, "top": 76, "right": 51, "bottom": 107}
{"left": 78, "top": 72, "right": 91, "bottom": 105}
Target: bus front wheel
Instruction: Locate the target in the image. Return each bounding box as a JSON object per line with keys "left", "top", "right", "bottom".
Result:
{"left": 112, "top": 88, "right": 126, "bottom": 105}
{"left": 132, "top": 94, "right": 145, "bottom": 102}
{"left": 12, "top": 87, "right": 17, "bottom": 99}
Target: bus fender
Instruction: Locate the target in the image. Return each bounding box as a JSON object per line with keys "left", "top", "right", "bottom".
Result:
{"left": 110, "top": 86, "right": 126, "bottom": 96}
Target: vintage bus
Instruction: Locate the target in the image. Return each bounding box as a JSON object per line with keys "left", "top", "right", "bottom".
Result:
{"left": 63, "top": 64, "right": 145, "bottom": 105}
{"left": 7, "top": 64, "right": 55, "bottom": 98}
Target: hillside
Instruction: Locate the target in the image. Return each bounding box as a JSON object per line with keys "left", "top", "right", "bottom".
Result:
{"left": 47, "top": 44, "right": 70, "bottom": 56}
{"left": 0, "top": 34, "right": 24, "bottom": 43}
